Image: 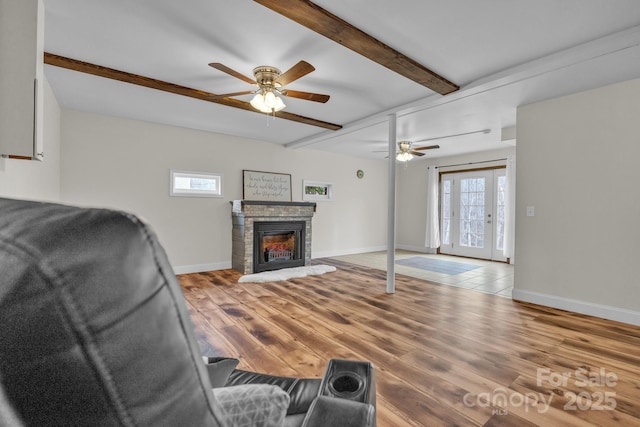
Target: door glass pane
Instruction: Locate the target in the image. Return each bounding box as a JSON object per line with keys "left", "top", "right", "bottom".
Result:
{"left": 441, "top": 179, "right": 452, "bottom": 245}
{"left": 496, "top": 175, "right": 506, "bottom": 251}
{"left": 459, "top": 177, "right": 485, "bottom": 248}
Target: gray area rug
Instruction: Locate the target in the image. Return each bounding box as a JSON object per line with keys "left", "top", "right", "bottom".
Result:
{"left": 395, "top": 256, "right": 481, "bottom": 275}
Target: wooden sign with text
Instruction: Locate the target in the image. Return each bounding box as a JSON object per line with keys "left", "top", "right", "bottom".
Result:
{"left": 242, "top": 170, "right": 292, "bottom": 202}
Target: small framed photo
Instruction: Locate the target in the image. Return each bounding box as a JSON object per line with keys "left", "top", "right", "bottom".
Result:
{"left": 303, "top": 180, "right": 332, "bottom": 201}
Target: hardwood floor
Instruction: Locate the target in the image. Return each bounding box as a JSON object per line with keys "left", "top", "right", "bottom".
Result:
{"left": 179, "top": 258, "right": 640, "bottom": 426}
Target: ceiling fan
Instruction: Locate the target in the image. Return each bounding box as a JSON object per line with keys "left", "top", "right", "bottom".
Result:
{"left": 379, "top": 141, "right": 440, "bottom": 162}
{"left": 374, "top": 129, "right": 491, "bottom": 161}
{"left": 208, "top": 61, "right": 330, "bottom": 114}
{"left": 397, "top": 141, "right": 440, "bottom": 161}
{"left": 374, "top": 141, "right": 440, "bottom": 161}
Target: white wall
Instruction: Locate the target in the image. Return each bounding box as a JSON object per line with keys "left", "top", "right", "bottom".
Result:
{"left": 396, "top": 147, "right": 515, "bottom": 251}
{"left": 514, "top": 78, "right": 640, "bottom": 325}
{"left": 60, "top": 110, "right": 388, "bottom": 272}
{"left": 0, "top": 78, "right": 60, "bottom": 201}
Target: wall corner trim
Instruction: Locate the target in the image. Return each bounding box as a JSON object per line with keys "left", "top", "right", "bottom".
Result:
{"left": 512, "top": 289, "right": 640, "bottom": 327}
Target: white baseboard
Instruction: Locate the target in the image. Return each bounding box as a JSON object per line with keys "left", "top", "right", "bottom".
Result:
{"left": 312, "top": 246, "right": 387, "bottom": 259}
{"left": 172, "top": 261, "right": 231, "bottom": 275}
{"left": 512, "top": 289, "right": 640, "bottom": 326}
{"left": 396, "top": 244, "right": 437, "bottom": 254}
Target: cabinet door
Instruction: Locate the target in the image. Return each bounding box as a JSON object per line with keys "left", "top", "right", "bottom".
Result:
{"left": 0, "top": 0, "right": 44, "bottom": 161}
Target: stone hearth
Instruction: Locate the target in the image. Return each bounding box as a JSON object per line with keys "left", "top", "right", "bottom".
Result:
{"left": 231, "top": 200, "right": 316, "bottom": 274}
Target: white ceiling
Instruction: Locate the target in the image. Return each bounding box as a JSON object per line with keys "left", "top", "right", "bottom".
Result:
{"left": 44, "top": 0, "right": 640, "bottom": 160}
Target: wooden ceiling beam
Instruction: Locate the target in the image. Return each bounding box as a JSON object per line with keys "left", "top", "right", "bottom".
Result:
{"left": 254, "top": 0, "right": 459, "bottom": 95}
{"left": 43, "top": 52, "right": 342, "bottom": 131}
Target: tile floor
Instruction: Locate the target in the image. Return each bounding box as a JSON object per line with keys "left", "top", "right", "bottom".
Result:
{"left": 329, "top": 250, "right": 514, "bottom": 298}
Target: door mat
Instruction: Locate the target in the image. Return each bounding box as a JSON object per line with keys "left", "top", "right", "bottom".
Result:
{"left": 395, "top": 256, "right": 481, "bottom": 275}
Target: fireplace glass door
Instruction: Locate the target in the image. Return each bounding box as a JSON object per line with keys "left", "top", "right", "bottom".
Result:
{"left": 262, "top": 232, "right": 295, "bottom": 262}
{"left": 253, "top": 221, "right": 305, "bottom": 272}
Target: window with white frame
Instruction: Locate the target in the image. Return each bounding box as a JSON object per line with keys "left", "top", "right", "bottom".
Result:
{"left": 302, "top": 180, "right": 332, "bottom": 201}
{"left": 170, "top": 170, "right": 222, "bottom": 197}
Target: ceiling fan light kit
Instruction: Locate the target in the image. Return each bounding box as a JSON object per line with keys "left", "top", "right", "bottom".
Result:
{"left": 249, "top": 66, "right": 286, "bottom": 113}
{"left": 250, "top": 89, "right": 286, "bottom": 113}
{"left": 396, "top": 151, "right": 413, "bottom": 162}
{"left": 396, "top": 141, "right": 414, "bottom": 162}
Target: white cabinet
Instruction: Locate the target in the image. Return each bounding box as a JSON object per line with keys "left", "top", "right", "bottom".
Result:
{"left": 0, "top": 0, "right": 44, "bottom": 161}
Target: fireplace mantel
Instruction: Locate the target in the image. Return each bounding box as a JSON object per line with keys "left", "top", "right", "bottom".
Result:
{"left": 231, "top": 200, "right": 316, "bottom": 274}
{"left": 230, "top": 200, "right": 316, "bottom": 216}
{"left": 233, "top": 200, "right": 317, "bottom": 207}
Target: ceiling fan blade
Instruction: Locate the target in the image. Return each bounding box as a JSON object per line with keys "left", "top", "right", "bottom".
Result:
{"left": 282, "top": 89, "right": 329, "bottom": 103}
{"left": 254, "top": 0, "right": 459, "bottom": 95}
{"left": 209, "top": 62, "right": 256, "bottom": 85}
{"left": 275, "top": 60, "right": 315, "bottom": 87}
{"left": 208, "top": 90, "right": 254, "bottom": 100}
{"left": 413, "top": 144, "right": 440, "bottom": 151}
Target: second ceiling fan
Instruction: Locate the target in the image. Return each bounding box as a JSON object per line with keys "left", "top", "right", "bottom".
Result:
{"left": 396, "top": 141, "right": 440, "bottom": 161}
{"left": 208, "top": 60, "right": 330, "bottom": 114}
{"left": 375, "top": 129, "right": 492, "bottom": 161}
{"left": 374, "top": 141, "right": 440, "bottom": 161}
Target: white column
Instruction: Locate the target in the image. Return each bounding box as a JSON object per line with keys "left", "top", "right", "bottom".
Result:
{"left": 386, "top": 114, "right": 396, "bottom": 293}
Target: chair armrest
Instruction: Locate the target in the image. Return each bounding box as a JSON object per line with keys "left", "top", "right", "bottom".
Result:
{"left": 212, "top": 384, "right": 289, "bottom": 427}
{"left": 226, "top": 369, "right": 321, "bottom": 415}
{"left": 301, "top": 396, "right": 375, "bottom": 427}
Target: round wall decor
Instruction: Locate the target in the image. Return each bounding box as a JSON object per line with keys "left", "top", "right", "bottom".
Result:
{"left": 356, "top": 169, "right": 364, "bottom": 179}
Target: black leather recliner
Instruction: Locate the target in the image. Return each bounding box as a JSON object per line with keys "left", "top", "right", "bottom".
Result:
{"left": 0, "top": 198, "right": 376, "bottom": 426}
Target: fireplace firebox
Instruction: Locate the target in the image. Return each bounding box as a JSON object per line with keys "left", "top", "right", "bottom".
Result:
{"left": 253, "top": 221, "right": 305, "bottom": 273}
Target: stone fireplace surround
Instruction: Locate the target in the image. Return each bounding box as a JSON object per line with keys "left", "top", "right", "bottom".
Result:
{"left": 231, "top": 200, "right": 316, "bottom": 274}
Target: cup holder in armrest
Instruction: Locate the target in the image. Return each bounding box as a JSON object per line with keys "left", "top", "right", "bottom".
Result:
{"left": 328, "top": 372, "right": 363, "bottom": 398}
{"left": 320, "top": 359, "right": 376, "bottom": 406}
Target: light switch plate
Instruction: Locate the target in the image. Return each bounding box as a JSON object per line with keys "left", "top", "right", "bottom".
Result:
{"left": 526, "top": 206, "right": 535, "bottom": 217}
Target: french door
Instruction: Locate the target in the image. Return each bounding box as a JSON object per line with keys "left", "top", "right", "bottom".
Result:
{"left": 440, "top": 169, "right": 506, "bottom": 261}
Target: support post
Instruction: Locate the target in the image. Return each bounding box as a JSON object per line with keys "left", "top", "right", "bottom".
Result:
{"left": 386, "top": 114, "right": 396, "bottom": 293}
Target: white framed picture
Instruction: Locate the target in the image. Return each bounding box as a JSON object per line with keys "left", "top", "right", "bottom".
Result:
{"left": 303, "top": 180, "right": 332, "bottom": 201}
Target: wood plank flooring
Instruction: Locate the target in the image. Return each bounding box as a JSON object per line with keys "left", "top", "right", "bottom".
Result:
{"left": 179, "top": 258, "right": 640, "bottom": 426}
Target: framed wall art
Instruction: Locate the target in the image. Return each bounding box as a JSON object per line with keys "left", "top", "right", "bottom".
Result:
{"left": 242, "top": 169, "right": 292, "bottom": 202}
